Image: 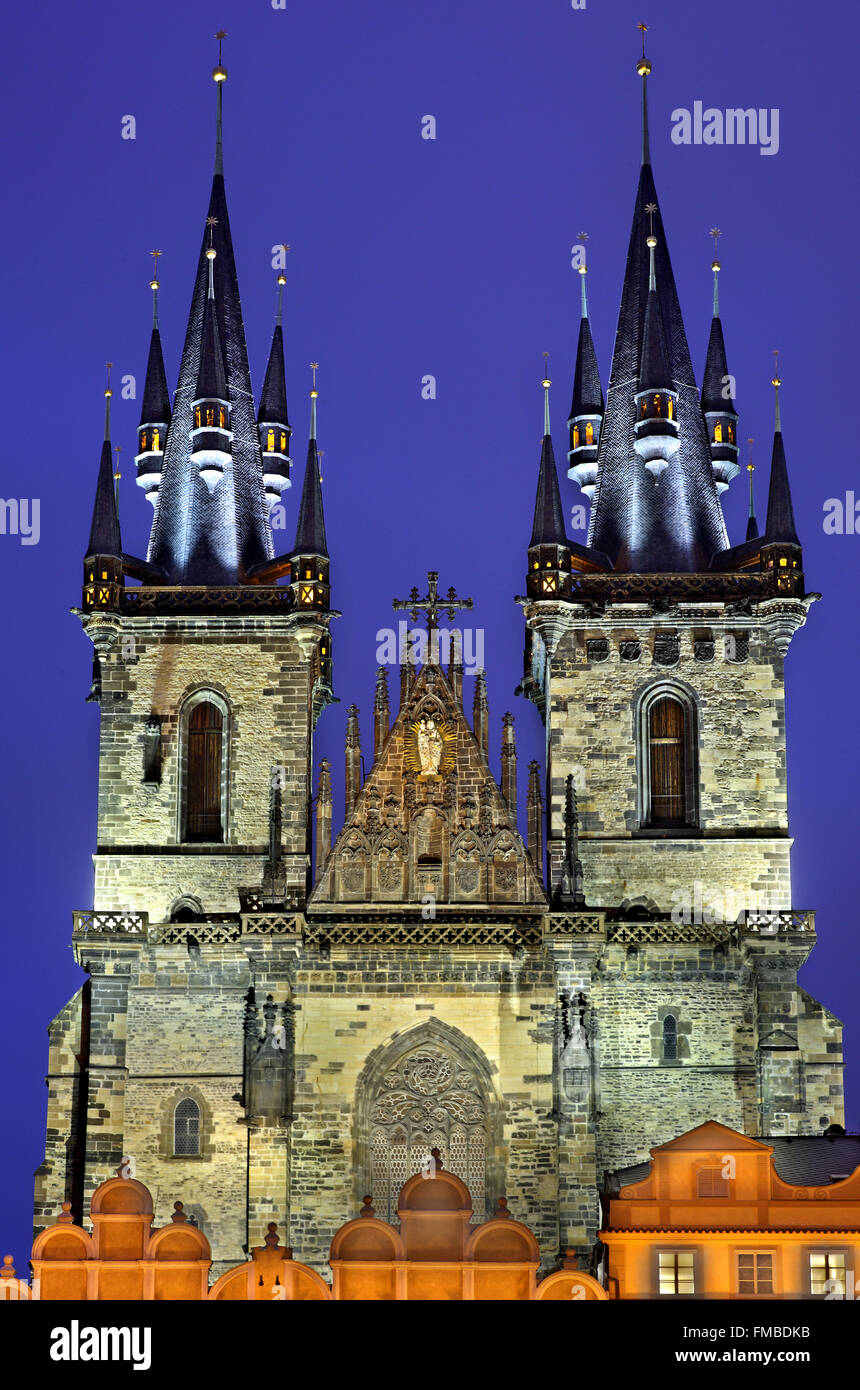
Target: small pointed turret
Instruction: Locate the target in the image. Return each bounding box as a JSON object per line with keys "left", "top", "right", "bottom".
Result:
{"left": 345, "top": 705, "right": 362, "bottom": 817}
{"left": 83, "top": 368, "right": 124, "bottom": 612}
{"left": 373, "top": 666, "right": 390, "bottom": 760}
{"left": 289, "top": 366, "right": 330, "bottom": 611}
{"left": 745, "top": 439, "right": 759, "bottom": 541}
{"left": 527, "top": 367, "right": 572, "bottom": 599}
{"left": 258, "top": 267, "right": 292, "bottom": 512}
{"left": 526, "top": 761, "right": 543, "bottom": 878}
{"left": 500, "top": 712, "right": 517, "bottom": 815}
{"left": 473, "top": 672, "right": 489, "bottom": 760}
{"left": 190, "top": 222, "right": 233, "bottom": 493}
{"left": 633, "top": 216, "right": 680, "bottom": 483}
{"left": 568, "top": 244, "right": 604, "bottom": 497}
{"left": 701, "top": 232, "right": 740, "bottom": 493}
{"left": 315, "top": 757, "right": 332, "bottom": 879}
{"left": 135, "top": 253, "right": 172, "bottom": 507}
{"left": 761, "top": 361, "right": 803, "bottom": 597}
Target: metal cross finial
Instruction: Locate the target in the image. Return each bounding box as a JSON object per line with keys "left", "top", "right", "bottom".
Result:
{"left": 710, "top": 227, "right": 721, "bottom": 255}
{"left": 392, "top": 570, "right": 473, "bottom": 638}
{"left": 113, "top": 445, "right": 122, "bottom": 481}
{"left": 644, "top": 202, "right": 657, "bottom": 237}
{"left": 747, "top": 437, "right": 754, "bottom": 473}
{"left": 310, "top": 361, "right": 319, "bottom": 389}
{"left": 105, "top": 361, "right": 113, "bottom": 392}
{"left": 638, "top": 21, "right": 648, "bottom": 56}
{"left": 772, "top": 348, "right": 781, "bottom": 387}
{"left": 215, "top": 30, "right": 227, "bottom": 62}
{"left": 150, "top": 248, "right": 162, "bottom": 280}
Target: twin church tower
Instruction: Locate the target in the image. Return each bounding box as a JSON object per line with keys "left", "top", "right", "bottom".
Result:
{"left": 36, "top": 40, "right": 842, "bottom": 1276}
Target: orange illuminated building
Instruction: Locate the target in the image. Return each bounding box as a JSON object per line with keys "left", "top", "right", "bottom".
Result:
{"left": 601, "top": 1122, "right": 860, "bottom": 1300}
{"left": 1, "top": 1153, "right": 605, "bottom": 1302}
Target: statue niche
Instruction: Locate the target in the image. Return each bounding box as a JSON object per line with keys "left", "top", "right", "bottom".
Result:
{"left": 412, "top": 806, "right": 446, "bottom": 902}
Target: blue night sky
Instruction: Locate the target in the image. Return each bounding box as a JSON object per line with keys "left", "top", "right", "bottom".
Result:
{"left": 0, "top": 0, "right": 857, "bottom": 1268}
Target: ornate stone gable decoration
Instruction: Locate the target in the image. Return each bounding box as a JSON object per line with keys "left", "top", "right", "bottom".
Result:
{"left": 404, "top": 715, "right": 456, "bottom": 779}
{"left": 370, "top": 1043, "right": 487, "bottom": 1224}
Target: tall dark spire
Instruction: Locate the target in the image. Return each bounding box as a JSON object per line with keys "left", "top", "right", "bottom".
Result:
{"left": 701, "top": 232, "right": 740, "bottom": 493}
{"left": 745, "top": 439, "right": 759, "bottom": 541}
{"left": 530, "top": 372, "right": 567, "bottom": 546}
{"left": 136, "top": 256, "right": 172, "bottom": 508}
{"left": 568, "top": 243, "right": 604, "bottom": 498}
{"left": 637, "top": 23, "right": 651, "bottom": 165}
{"left": 586, "top": 46, "right": 729, "bottom": 572}
{"left": 293, "top": 367, "right": 328, "bottom": 558}
{"left": 258, "top": 266, "right": 292, "bottom": 512}
{"left": 86, "top": 369, "right": 122, "bottom": 560}
{"left": 146, "top": 41, "right": 273, "bottom": 585}
{"left": 764, "top": 367, "right": 800, "bottom": 546}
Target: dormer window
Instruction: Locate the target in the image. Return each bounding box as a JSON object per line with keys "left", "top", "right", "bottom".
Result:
{"left": 585, "top": 421, "right": 594, "bottom": 444}
{"left": 714, "top": 421, "right": 723, "bottom": 443}
{"left": 194, "top": 407, "right": 201, "bottom": 428}
{"left": 267, "top": 428, "right": 275, "bottom": 451}
{"left": 667, "top": 399, "right": 674, "bottom": 421}
{"left": 572, "top": 425, "right": 580, "bottom": 447}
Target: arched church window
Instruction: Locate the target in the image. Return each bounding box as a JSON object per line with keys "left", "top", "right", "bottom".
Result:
{"left": 182, "top": 695, "right": 228, "bottom": 843}
{"left": 368, "top": 1044, "right": 488, "bottom": 1224}
{"left": 174, "top": 1098, "right": 200, "bottom": 1155}
{"left": 152, "top": 428, "right": 159, "bottom": 451}
{"left": 267, "top": 428, "right": 275, "bottom": 451}
{"left": 727, "top": 422, "right": 734, "bottom": 443}
{"left": 667, "top": 398, "right": 674, "bottom": 421}
{"left": 194, "top": 407, "right": 201, "bottom": 429}
{"left": 653, "top": 394, "right": 662, "bottom": 415}
{"left": 572, "top": 425, "right": 580, "bottom": 448}
{"left": 714, "top": 421, "right": 723, "bottom": 443}
{"left": 585, "top": 421, "right": 594, "bottom": 444}
{"left": 662, "top": 1014, "right": 678, "bottom": 1061}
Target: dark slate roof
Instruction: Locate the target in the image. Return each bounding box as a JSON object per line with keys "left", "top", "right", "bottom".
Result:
{"left": 293, "top": 436, "right": 328, "bottom": 557}
{"left": 85, "top": 437, "right": 122, "bottom": 559}
{"left": 587, "top": 162, "right": 730, "bottom": 573}
{"left": 195, "top": 289, "right": 228, "bottom": 401}
{"left": 259, "top": 323, "right": 289, "bottom": 426}
{"left": 569, "top": 315, "right": 603, "bottom": 419}
{"left": 746, "top": 510, "right": 759, "bottom": 542}
{"left": 611, "top": 1136, "right": 860, "bottom": 1193}
{"left": 766, "top": 1136, "right": 860, "bottom": 1186}
{"left": 639, "top": 287, "right": 672, "bottom": 392}
{"left": 146, "top": 173, "right": 273, "bottom": 585}
{"left": 139, "top": 327, "right": 172, "bottom": 426}
{"left": 701, "top": 314, "right": 733, "bottom": 414}
{"left": 530, "top": 434, "right": 568, "bottom": 547}
{"left": 764, "top": 430, "right": 801, "bottom": 546}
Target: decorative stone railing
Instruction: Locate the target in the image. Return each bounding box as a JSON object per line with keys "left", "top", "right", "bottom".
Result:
{"left": 72, "top": 911, "right": 147, "bottom": 935}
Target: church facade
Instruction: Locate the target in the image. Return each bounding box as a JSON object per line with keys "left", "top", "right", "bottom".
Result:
{"left": 34, "top": 46, "right": 843, "bottom": 1280}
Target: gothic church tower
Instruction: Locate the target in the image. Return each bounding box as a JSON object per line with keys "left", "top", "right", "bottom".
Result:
{"left": 35, "top": 41, "right": 843, "bottom": 1280}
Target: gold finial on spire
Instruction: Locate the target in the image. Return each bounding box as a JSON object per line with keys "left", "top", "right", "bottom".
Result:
{"left": 105, "top": 361, "right": 113, "bottom": 398}
{"left": 771, "top": 348, "right": 781, "bottom": 389}
{"left": 318, "top": 447, "right": 325, "bottom": 483}
{"left": 710, "top": 226, "right": 721, "bottom": 273}
{"left": 276, "top": 243, "right": 289, "bottom": 287}
{"left": 149, "top": 248, "right": 162, "bottom": 291}
{"left": 213, "top": 30, "right": 227, "bottom": 82}
{"left": 541, "top": 350, "right": 551, "bottom": 390}
{"left": 206, "top": 216, "right": 218, "bottom": 261}
{"left": 636, "top": 22, "right": 651, "bottom": 76}
{"left": 644, "top": 202, "right": 658, "bottom": 248}
{"left": 310, "top": 361, "right": 319, "bottom": 398}
{"left": 576, "top": 231, "right": 588, "bottom": 276}
{"left": 113, "top": 445, "right": 122, "bottom": 483}
{"left": 747, "top": 437, "right": 754, "bottom": 473}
